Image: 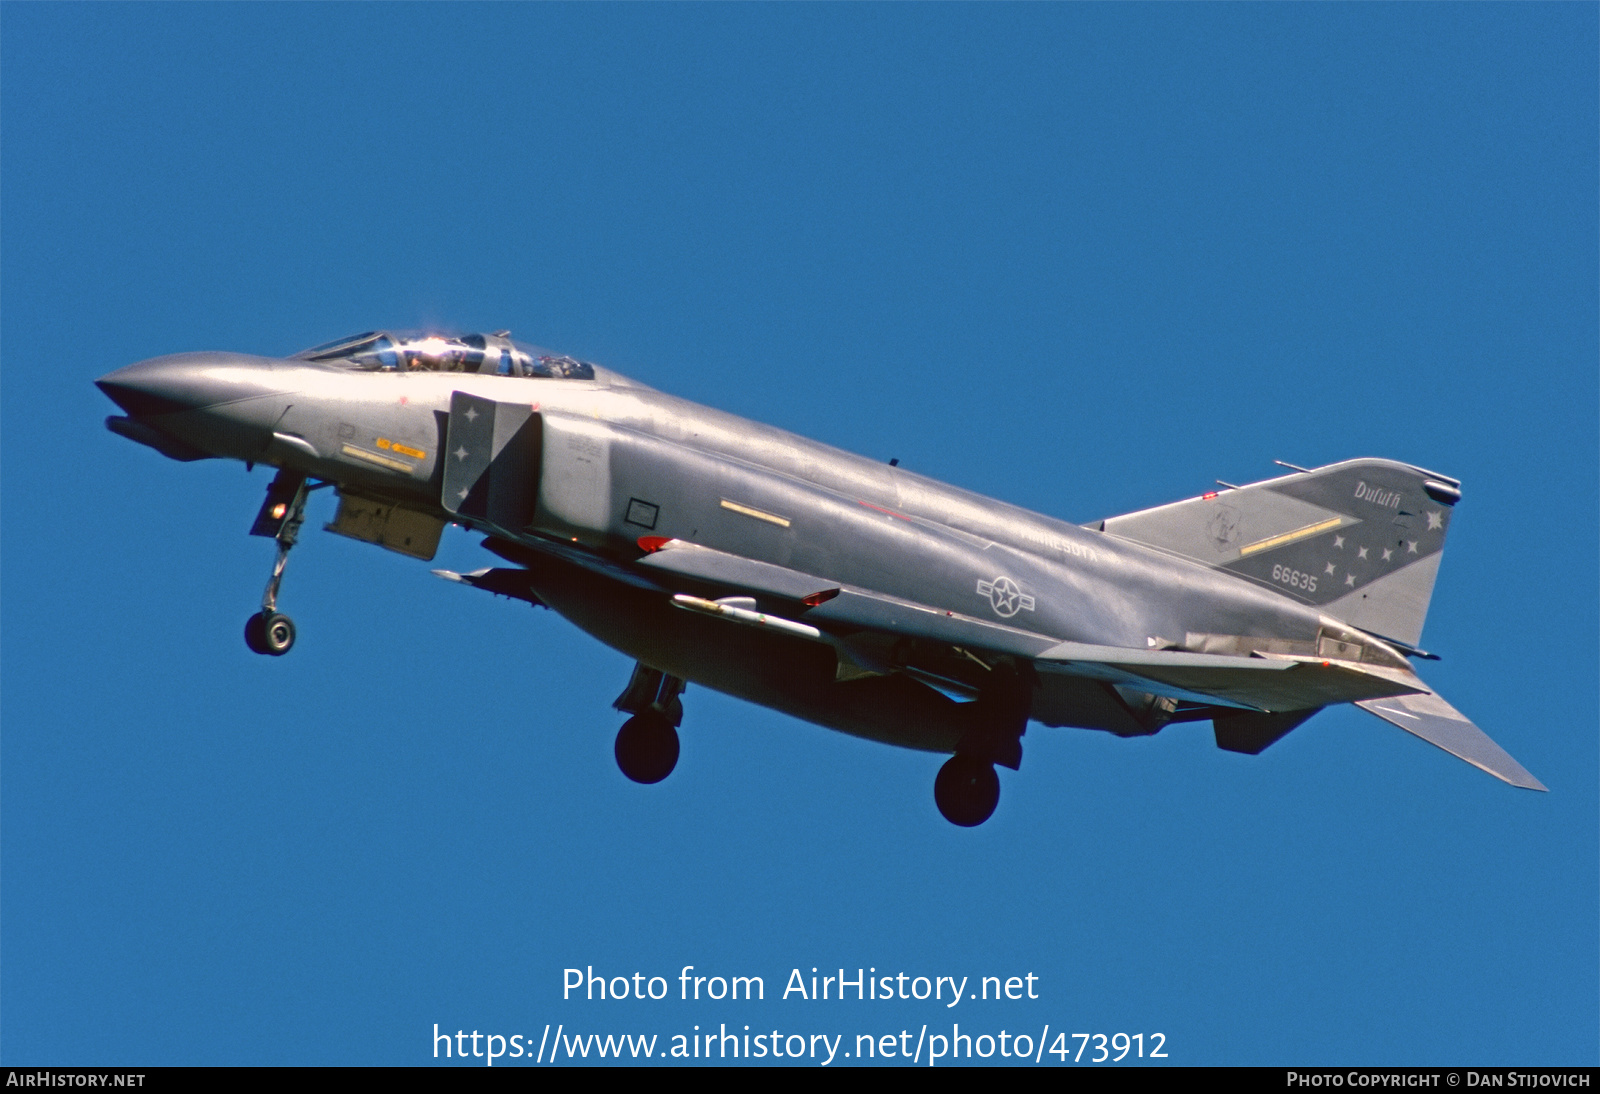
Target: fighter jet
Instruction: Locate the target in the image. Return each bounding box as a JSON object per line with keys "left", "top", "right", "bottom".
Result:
{"left": 96, "top": 329, "right": 1544, "bottom": 825}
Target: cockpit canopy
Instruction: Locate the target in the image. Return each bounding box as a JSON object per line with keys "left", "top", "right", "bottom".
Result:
{"left": 291, "top": 330, "right": 596, "bottom": 381}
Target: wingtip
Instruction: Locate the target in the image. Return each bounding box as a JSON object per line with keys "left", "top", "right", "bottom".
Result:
{"left": 1480, "top": 761, "right": 1547, "bottom": 791}
{"left": 1495, "top": 770, "right": 1548, "bottom": 792}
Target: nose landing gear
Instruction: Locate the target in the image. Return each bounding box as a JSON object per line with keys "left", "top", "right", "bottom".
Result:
{"left": 244, "top": 470, "right": 314, "bottom": 656}
{"left": 612, "top": 663, "right": 687, "bottom": 783}
{"left": 244, "top": 610, "right": 296, "bottom": 656}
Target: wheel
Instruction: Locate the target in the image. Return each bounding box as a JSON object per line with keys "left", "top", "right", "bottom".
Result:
{"left": 614, "top": 713, "right": 679, "bottom": 784}
{"left": 934, "top": 755, "right": 1000, "bottom": 827}
{"left": 244, "top": 612, "right": 270, "bottom": 655}
{"left": 261, "top": 612, "right": 295, "bottom": 656}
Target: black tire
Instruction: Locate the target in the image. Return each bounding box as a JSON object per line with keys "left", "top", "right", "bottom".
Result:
{"left": 244, "top": 612, "right": 270, "bottom": 655}
{"left": 262, "top": 612, "right": 296, "bottom": 656}
{"left": 614, "top": 714, "right": 679, "bottom": 784}
{"left": 934, "top": 755, "right": 1000, "bottom": 827}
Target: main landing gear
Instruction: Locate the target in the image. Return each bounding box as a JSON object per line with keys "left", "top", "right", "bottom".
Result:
{"left": 934, "top": 755, "right": 1001, "bottom": 827}
{"left": 612, "top": 663, "right": 687, "bottom": 784}
{"left": 244, "top": 470, "right": 317, "bottom": 657}
{"left": 933, "top": 661, "right": 1031, "bottom": 827}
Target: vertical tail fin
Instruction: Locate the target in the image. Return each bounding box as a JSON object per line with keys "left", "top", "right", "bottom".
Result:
{"left": 1098, "top": 459, "right": 1461, "bottom": 647}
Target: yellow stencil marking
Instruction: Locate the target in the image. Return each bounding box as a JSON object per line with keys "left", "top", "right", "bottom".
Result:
{"left": 720, "top": 499, "right": 792, "bottom": 528}
{"left": 341, "top": 444, "right": 415, "bottom": 473}
{"left": 375, "top": 438, "right": 426, "bottom": 460}
{"left": 1239, "top": 517, "right": 1344, "bottom": 557}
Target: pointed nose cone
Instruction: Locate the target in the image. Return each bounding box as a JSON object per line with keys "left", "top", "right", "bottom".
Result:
{"left": 97, "top": 351, "right": 305, "bottom": 463}
{"left": 96, "top": 353, "right": 271, "bottom": 418}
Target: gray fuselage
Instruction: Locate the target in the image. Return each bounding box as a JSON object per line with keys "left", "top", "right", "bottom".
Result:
{"left": 99, "top": 347, "right": 1381, "bottom": 753}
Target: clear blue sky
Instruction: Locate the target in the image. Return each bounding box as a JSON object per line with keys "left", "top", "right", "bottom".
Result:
{"left": 3, "top": 3, "right": 1594, "bottom": 1066}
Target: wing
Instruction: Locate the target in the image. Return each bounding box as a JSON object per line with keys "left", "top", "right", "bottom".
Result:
{"left": 442, "top": 535, "right": 1540, "bottom": 790}
{"left": 1032, "top": 644, "right": 1423, "bottom": 711}
{"left": 633, "top": 538, "right": 1424, "bottom": 711}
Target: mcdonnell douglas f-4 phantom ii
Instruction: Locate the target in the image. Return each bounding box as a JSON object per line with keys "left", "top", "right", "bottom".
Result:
{"left": 97, "top": 329, "right": 1544, "bottom": 825}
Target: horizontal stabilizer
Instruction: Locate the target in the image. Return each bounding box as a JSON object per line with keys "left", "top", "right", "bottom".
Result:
{"left": 1356, "top": 691, "right": 1546, "bottom": 791}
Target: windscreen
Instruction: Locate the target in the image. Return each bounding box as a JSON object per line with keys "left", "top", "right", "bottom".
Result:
{"left": 292, "top": 331, "right": 596, "bottom": 381}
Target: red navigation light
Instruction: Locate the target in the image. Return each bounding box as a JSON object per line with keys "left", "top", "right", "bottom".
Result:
{"left": 800, "top": 588, "right": 840, "bottom": 608}
{"left": 1202, "top": 491, "right": 1218, "bottom": 501}
{"left": 637, "top": 536, "right": 673, "bottom": 553}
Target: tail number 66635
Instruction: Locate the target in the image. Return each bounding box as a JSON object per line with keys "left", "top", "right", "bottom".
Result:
{"left": 1271, "top": 564, "right": 1317, "bottom": 592}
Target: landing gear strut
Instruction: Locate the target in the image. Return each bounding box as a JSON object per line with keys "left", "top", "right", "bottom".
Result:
{"left": 244, "top": 470, "right": 311, "bottom": 657}
{"left": 933, "top": 661, "right": 1031, "bottom": 827}
{"left": 612, "top": 663, "right": 686, "bottom": 784}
